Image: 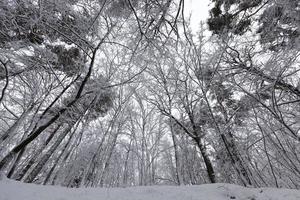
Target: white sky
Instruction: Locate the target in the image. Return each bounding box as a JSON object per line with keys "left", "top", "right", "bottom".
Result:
{"left": 184, "top": 0, "right": 211, "bottom": 31}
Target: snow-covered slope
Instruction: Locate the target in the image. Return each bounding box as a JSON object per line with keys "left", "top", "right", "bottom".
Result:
{"left": 0, "top": 178, "right": 299, "bottom": 200}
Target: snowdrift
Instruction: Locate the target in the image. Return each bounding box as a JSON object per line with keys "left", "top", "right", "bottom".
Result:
{"left": 0, "top": 178, "right": 299, "bottom": 200}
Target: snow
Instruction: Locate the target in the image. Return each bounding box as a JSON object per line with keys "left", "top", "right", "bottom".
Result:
{"left": 0, "top": 179, "right": 299, "bottom": 200}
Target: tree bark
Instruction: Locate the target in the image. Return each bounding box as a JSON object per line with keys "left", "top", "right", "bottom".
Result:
{"left": 24, "top": 124, "right": 73, "bottom": 183}
{"left": 194, "top": 137, "right": 216, "bottom": 183}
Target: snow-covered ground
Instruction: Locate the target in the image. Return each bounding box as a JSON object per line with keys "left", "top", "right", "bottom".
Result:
{"left": 0, "top": 178, "right": 299, "bottom": 200}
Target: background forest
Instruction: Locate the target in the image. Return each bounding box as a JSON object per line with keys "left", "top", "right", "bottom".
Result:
{"left": 0, "top": 0, "right": 299, "bottom": 189}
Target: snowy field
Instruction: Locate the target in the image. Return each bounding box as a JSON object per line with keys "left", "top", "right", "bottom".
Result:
{"left": 0, "top": 178, "right": 299, "bottom": 200}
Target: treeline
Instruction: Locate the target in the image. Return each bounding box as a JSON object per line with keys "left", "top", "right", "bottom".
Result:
{"left": 0, "top": 0, "right": 299, "bottom": 189}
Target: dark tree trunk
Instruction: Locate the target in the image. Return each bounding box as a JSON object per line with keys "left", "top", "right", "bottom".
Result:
{"left": 24, "top": 124, "right": 73, "bottom": 183}
{"left": 194, "top": 137, "right": 216, "bottom": 183}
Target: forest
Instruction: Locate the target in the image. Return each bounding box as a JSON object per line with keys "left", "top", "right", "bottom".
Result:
{"left": 0, "top": 0, "right": 299, "bottom": 191}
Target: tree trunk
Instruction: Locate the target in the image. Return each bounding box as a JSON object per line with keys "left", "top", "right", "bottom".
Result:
{"left": 24, "top": 124, "right": 73, "bottom": 183}
{"left": 0, "top": 106, "right": 33, "bottom": 143}
{"left": 194, "top": 137, "right": 216, "bottom": 183}
{"left": 169, "top": 121, "right": 183, "bottom": 185}
{"left": 99, "top": 130, "right": 120, "bottom": 187}
{"left": 42, "top": 123, "right": 78, "bottom": 185}
{"left": 7, "top": 148, "right": 26, "bottom": 178}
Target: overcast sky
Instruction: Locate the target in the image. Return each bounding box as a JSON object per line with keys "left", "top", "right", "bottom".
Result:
{"left": 184, "top": 0, "right": 211, "bottom": 31}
